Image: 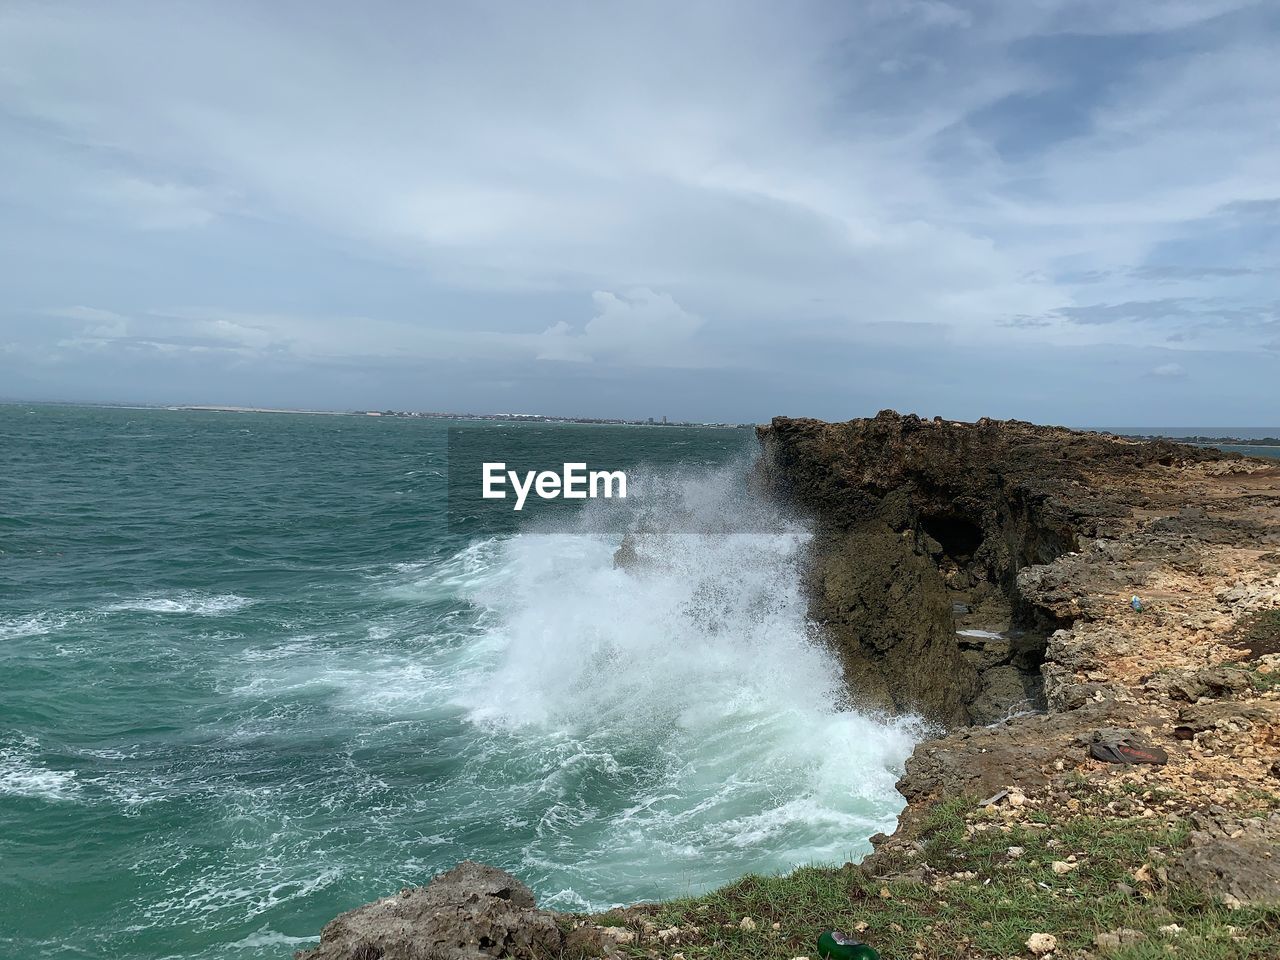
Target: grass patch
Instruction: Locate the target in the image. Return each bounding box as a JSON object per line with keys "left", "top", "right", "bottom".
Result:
{"left": 612, "top": 797, "right": 1280, "bottom": 960}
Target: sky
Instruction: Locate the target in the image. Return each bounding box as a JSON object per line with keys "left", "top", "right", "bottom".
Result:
{"left": 1, "top": 0, "right": 1277, "bottom": 426}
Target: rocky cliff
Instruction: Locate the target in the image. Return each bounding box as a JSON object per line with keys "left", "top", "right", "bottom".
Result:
{"left": 752, "top": 411, "right": 1236, "bottom": 725}
{"left": 771, "top": 413, "right": 1280, "bottom": 919}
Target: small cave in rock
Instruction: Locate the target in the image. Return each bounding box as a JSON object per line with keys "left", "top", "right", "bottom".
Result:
{"left": 921, "top": 512, "right": 985, "bottom": 560}
{"left": 919, "top": 509, "right": 1057, "bottom": 724}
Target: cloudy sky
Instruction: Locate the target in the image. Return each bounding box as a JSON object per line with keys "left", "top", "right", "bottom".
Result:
{"left": 1, "top": 0, "right": 1277, "bottom": 425}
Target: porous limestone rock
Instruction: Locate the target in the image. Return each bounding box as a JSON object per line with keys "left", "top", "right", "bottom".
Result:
{"left": 754, "top": 411, "right": 1231, "bottom": 723}
{"left": 295, "top": 861, "right": 599, "bottom": 960}
{"left": 1167, "top": 811, "right": 1280, "bottom": 908}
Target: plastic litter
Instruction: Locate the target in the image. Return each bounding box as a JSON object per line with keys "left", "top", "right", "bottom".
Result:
{"left": 817, "top": 929, "right": 880, "bottom": 960}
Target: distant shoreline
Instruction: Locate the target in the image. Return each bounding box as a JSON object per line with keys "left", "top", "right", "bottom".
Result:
{"left": 6, "top": 400, "right": 1274, "bottom": 439}
{"left": 1116, "top": 432, "right": 1280, "bottom": 447}
{"left": 181, "top": 404, "right": 754, "bottom": 428}
{"left": 1, "top": 399, "right": 752, "bottom": 429}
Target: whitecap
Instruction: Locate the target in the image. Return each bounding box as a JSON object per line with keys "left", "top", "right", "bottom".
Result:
{"left": 103, "top": 592, "right": 256, "bottom": 616}
{"left": 0, "top": 612, "right": 74, "bottom": 640}
{"left": 0, "top": 736, "right": 80, "bottom": 801}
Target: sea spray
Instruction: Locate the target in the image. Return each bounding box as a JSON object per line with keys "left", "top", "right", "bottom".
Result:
{"left": 446, "top": 462, "right": 923, "bottom": 906}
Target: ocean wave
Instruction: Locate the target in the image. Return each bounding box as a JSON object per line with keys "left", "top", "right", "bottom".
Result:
{"left": 218, "top": 462, "right": 924, "bottom": 909}
{"left": 0, "top": 736, "right": 80, "bottom": 802}
{"left": 436, "top": 463, "right": 921, "bottom": 903}
{"left": 115, "top": 459, "right": 923, "bottom": 927}
{"left": 0, "top": 612, "right": 76, "bottom": 640}
{"left": 102, "top": 592, "right": 256, "bottom": 616}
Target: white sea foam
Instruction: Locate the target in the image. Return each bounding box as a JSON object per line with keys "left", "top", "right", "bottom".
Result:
{"left": 0, "top": 612, "right": 75, "bottom": 640}
{"left": 444, "top": 463, "right": 923, "bottom": 900}
{"left": 237, "top": 636, "right": 320, "bottom": 663}
{"left": 227, "top": 929, "right": 315, "bottom": 950}
{"left": 103, "top": 592, "right": 256, "bottom": 616}
{"left": 0, "top": 736, "right": 80, "bottom": 801}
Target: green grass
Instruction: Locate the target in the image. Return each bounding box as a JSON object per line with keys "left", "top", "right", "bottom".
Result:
{"left": 1238, "top": 654, "right": 1280, "bottom": 693}
{"left": 1242, "top": 667, "right": 1280, "bottom": 694}
{"left": 603, "top": 796, "right": 1280, "bottom": 960}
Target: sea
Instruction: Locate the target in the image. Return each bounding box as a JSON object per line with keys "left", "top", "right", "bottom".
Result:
{"left": 0, "top": 405, "right": 922, "bottom": 960}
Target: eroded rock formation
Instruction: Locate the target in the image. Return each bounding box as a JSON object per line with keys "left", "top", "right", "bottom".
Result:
{"left": 826, "top": 415, "right": 1280, "bottom": 912}
{"left": 753, "top": 411, "right": 1236, "bottom": 724}
{"left": 295, "top": 861, "right": 603, "bottom": 960}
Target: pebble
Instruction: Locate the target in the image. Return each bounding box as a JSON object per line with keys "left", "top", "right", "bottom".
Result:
{"left": 1095, "top": 928, "right": 1146, "bottom": 950}
{"left": 1027, "top": 932, "right": 1057, "bottom": 955}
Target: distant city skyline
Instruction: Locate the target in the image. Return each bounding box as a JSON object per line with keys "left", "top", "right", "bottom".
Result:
{"left": 1, "top": 1, "right": 1277, "bottom": 424}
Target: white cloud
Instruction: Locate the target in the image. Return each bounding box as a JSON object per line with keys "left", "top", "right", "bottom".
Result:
{"left": 39, "top": 290, "right": 711, "bottom": 370}
{"left": 536, "top": 289, "right": 704, "bottom": 365}
{"left": 1151, "top": 362, "right": 1187, "bottom": 379}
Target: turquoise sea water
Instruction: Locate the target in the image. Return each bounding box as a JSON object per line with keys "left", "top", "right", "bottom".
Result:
{"left": 1, "top": 405, "right": 919, "bottom": 960}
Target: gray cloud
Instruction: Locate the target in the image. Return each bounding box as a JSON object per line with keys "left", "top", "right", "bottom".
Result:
{"left": 0, "top": 0, "right": 1277, "bottom": 422}
{"left": 1130, "top": 265, "right": 1262, "bottom": 282}
{"left": 1053, "top": 299, "right": 1197, "bottom": 325}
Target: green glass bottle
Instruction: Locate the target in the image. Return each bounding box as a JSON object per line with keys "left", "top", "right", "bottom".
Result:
{"left": 816, "top": 929, "right": 880, "bottom": 960}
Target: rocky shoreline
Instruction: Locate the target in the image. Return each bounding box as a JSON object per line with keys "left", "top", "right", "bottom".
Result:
{"left": 755, "top": 413, "right": 1279, "bottom": 895}
{"left": 300, "top": 413, "right": 1280, "bottom": 960}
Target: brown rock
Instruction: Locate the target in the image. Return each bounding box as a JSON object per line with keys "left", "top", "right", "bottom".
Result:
{"left": 294, "top": 861, "right": 590, "bottom": 960}
{"left": 754, "top": 412, "right": 1241, "bottom": 723}
{"left": 1167, "top": 813, "right": 1280, "bottom": 907}
{"left": 1095, "top": 928, "right": 1146, "bottom": 951}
